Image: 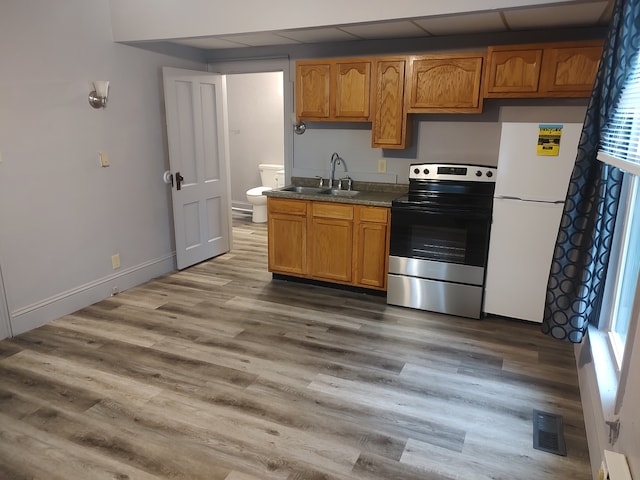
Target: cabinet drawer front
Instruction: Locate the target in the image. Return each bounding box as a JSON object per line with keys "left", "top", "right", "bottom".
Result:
{"left": 358, "top": 206, "right": 389, "bottom": 223}
{"left": 312, "top": 203, "right": 354, "bottom": 220}
{"left": 268, "top": 198, "right": 307, "bottom": 215}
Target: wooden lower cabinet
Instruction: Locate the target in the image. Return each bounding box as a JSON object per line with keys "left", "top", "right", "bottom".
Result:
{"left": 267, "top": 197, "right": 390, "bottom": 291}
{"left": 309, "top": 203, "right": 354, "bottom": 282}
{"left": 355, "top": 206, "right": 389, "bottom": 289}
{"left": 267, "top": 198, "right": 307, "bottom": 275}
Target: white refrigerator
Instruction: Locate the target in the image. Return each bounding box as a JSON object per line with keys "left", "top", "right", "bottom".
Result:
{"left": 484, "top": 122, "right": 583, "bottom": 323}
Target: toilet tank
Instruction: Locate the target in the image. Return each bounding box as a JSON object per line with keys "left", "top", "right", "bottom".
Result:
{"left": 259, "top": 163, "right": 285, "bottom": 188}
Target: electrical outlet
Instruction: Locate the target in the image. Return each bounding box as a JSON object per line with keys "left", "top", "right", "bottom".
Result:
{"left": 111, "top": 254, "right": 121, "bottom": 269}
{"left": 99, "top": 151, "right": 110, "bottom": 167}
{"left": 378, "top": 158, "right": 387, "bottom": 173}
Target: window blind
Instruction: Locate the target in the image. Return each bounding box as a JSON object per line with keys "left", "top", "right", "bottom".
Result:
{"left": 599, "top": 54, "right": 640, "bottom": 176}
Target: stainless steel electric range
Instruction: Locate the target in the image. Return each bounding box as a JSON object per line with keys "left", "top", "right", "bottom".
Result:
{"left": 387, "top": 163, "right": 497, "bottom": 319}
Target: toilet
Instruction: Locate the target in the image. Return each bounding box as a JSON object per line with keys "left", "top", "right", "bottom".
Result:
{"left": 246, "top": 164, "right": 285, "bottom": 223}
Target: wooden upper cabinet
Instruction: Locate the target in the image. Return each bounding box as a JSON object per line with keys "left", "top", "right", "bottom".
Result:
{"left": 485, "top": 40, "right": 603, "bottom": 98}
{"left": 485, "top": 48, "right": 543, "bottom": 94}
{"left": 334, "top": 61, "right": 371, "bottom": 120}
{"left": 539, "top": 43, "right": 603, "bottom": 95}
{"left": 296, "top": 58, "right": 371, "bottom": 122}
{"left": 371, "top": 58, "right": 409, "bottom": 149}
{"left": 296, "top": 63, "right": 331, "bottom": 119}
{"left": 406, "top": 53, "right": 484, "bottom": 113}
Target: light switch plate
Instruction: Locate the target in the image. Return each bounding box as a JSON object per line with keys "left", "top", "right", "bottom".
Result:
{"left": 378, "top": 159, "right": 386, "bottom": 173}
{"left": 99, "top": 151, "right": 110, "bottom": 167}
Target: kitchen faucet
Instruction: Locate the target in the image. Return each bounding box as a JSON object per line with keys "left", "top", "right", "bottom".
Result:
{"left": 329, "top": 152, "right": 348, "bottom": 188}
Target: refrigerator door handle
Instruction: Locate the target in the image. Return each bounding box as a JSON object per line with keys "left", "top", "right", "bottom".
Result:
{"left": 496, "top": 196, "right": 566, "bottom": 205}
{"left": 496, "top": 195, "right": 524, "bottom": 200}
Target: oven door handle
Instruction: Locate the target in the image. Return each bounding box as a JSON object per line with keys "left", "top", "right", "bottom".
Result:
{"left": 392, "top": 205, "right": 492, "bottom": 220}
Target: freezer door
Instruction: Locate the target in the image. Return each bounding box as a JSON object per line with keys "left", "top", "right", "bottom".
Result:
{"left": 495, "top": 123, "right": 582, "bottom": 202}
{"left": 484, "top": 198, "right": 564, "bottom": 323}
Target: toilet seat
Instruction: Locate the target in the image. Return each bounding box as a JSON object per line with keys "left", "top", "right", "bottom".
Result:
{"left": 246, "top": 186, "right": 272, "bottom": 197}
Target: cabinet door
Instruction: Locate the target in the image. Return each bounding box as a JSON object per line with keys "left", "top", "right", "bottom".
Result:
{"left": 539, "top": 44, "right": 602, "bottom": 95}
{"left": 407, "top": 55, "right": 484, "bottom": 113}
{"left": 485, "top": 48, "right": 542, "bottom": 94}
{"left": 371, "top": 58, "right": 408, "bottom": 149}
{"left": 267, "top": 199, "right": 307, "bottom": 275}
{"left": 296, "top": 63, "right": 331, "bottom": 120}
{"left": 355, "top": 206, "right": 390, "bottom": 290}
{"left": 334, "top": 61, "right": 371, "bottom": 120}
{"left": 309, "top": 203, "right": 353, "bottom": 283}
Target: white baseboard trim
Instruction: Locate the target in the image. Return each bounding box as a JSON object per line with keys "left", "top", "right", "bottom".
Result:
{"left": 232, "top": 201, "right": 252, "bottom": 212}
{"left": 9, "top": 253, "right": 176, "bottom": 336}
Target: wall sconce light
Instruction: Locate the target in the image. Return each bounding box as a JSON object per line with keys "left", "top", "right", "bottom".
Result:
{"left": 88, "top": 81, "right": 109, "bottom": 109}
{"left": 291, "top": 113, "right": 306, "bottom": 135}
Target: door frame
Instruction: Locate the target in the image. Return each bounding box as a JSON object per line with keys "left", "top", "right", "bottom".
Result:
{"left": 0, "top": 262, "right": 12, "bottom": 339}
{"left": 207, "top": 57, "right": 293, "bottom": 186}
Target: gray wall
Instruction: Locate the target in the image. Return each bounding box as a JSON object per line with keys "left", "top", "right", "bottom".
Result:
{"left": 0, "top": 0, "right": 206, "bottom": 335}
{"left": 292, "top": 101, "right": 589, "bottom": 184}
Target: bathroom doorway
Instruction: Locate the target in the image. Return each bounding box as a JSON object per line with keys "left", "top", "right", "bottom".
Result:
{"left": 210, "top": 57, "right": 291, "bottom": 220}
{"left": 226, "top": 71, "right": 285, "bottom": 214}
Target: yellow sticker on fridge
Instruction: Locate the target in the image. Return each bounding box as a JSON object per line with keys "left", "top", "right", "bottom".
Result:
{"left": 537, "top": 124, "right": 563, "bottom": 156}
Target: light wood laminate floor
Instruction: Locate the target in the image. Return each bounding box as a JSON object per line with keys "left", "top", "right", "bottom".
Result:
{"left": 0, "top": 212, "right": 591, "bottom": 479}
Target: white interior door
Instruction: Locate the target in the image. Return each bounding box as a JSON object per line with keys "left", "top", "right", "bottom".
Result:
{"left": 163, "top": 67, "right": 232, "bottom": 270}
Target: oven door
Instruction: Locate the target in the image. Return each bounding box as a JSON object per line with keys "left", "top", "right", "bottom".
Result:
{"left": 387, "top": 204, "right": 492, "bottom": 318}
{"left": 389, "top": 204, "right": 492, "bottom": 268}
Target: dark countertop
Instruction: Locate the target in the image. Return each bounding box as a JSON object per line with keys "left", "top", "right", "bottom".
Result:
{"left": 263, "top": 177, "right": 408, "bottom": 207}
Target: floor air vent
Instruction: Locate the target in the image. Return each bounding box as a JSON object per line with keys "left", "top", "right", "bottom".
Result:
{"left": 533, "top": 410, "right": 567, "bottom": 456}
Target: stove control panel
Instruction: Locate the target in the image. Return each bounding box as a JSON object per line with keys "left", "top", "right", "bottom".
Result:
{"left": 409, "top": 163, "right": 497, "bottom": 182}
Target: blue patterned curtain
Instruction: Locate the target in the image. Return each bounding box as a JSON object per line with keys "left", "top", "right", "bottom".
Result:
{"left": 542, "top": 0, "right": 640, "bottom": 342}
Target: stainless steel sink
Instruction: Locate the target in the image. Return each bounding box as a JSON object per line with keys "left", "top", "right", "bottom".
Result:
{"left": 279, "top": 186, "right": 326, "bottom": 194}
{"left": 318, "top": 188, "right": 360, "bottom": 197}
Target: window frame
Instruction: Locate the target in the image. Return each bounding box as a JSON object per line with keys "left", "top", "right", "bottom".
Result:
{"left": 596, "top": 170, "right": 640, "bottom": 370}
{"left": 594, "top": 51, "right": 640, "bottom": 412}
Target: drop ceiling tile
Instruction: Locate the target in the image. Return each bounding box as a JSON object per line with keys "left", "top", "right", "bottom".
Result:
{"left": 221, "top": 32, "right": 302, "bottom": 47}
{"left": 341, "top": 20, "right": 429, "bottom": 39}
{"left": 414, "top": 12, "right": 506, "bottom": 35}
{"left": 505, "top": 2, "right": 610, "bottom": 29}
{"left": 171, "top": 37, "right": 248, "bottom": 49}
{"left": 278, "top": 27, "right": 360, "bottom": 43}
